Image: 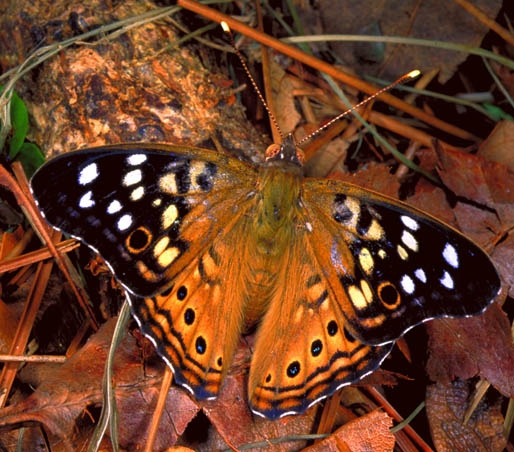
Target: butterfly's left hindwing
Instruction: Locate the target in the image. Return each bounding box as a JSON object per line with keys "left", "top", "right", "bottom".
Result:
{"left": 30, "top": 144, "right": 256, "bottom": 297}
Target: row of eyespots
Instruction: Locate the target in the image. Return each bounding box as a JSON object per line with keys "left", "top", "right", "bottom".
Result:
{"left": 171, "top": 284, "right": 222, "bottom": 368}
{"left": 173, "top": 285, "right": 205, "bottom": 356}
{"left": 272, "top": 320, "right": 348, "bottom": 382}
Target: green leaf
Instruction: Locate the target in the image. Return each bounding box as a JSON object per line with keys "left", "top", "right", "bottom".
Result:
{"left": 15, "top": 142, "right": 45, "bottom": 177}
{"left": 9, "top": 91, "right": 29, "bottom": 159}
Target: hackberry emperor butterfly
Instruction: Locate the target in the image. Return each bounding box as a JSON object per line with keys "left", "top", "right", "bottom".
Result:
{"left": 30, "top": 131, "right": 500, "bottom": 419}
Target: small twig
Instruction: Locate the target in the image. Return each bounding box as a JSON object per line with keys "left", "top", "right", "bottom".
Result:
{"left": 0, "top": 354, "right": 67, "bottom": 363}
{"left": 0, "top": 239, "right": 79, "bottom": 274}
{"left": 144, "top": 366, "right": 173, "bottom": 452}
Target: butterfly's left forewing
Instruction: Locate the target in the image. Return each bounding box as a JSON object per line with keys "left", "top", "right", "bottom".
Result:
{"left": 31, "top": 143, "right": 257, "bottom": 297}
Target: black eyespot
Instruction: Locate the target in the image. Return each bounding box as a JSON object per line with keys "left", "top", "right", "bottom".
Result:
{"left": 217, "top": 357, "right": 223, "bottom": 367}
{"left": 379, "top": 283, "right": 399, "bottom": 307}
{"left": 311, "top": 339, "right": 323, "bottom": 357}
{"left": 184, "top": 308, "right": 195, "bottom": 325}
{"left": 327, "top": 320, "right": 338, "bottom": 336}
{"left": 287, "top": 361, "right": 300, "bottom": 378}
{"left": 265, "top": 374, "right": 271, "bottom": 383}
{"left": 195, "top": 336, "right": 206, "bottom": 355}
{"left": 177, "top": 285, "right": 187, "bottom": 300}
{"left": 344, "top": 327, "right": 356, "bottom": 342}
{"left": 127, "top": 227, "right": 151, "bottom": 252}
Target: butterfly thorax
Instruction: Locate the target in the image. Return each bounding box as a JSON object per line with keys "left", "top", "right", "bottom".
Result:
{"left": 243, "top": 143, "right": 304, "bottom": 324}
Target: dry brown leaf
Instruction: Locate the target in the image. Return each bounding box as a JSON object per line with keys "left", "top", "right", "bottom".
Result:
{"left": 330, "top": 161, "right": 401, "bottom": 199}
{"left": 434, "top": 146, "right": 514, "bottom": 296}
{"left": 305, "top": 137, "right": 350, "bottom": 177}
{"left": 303, "top": 410, "right": 395, "bottom": 452}
{"left": 478, "top": 120, "right": 514, "bottom": 170}
{"left": 200, "top": 370, "right": 316, "bottom": 450}
{"left": 272, "top": 64, "right": 302, "bottom": 135}
{"left": 426, "top": 381, "right": 506, "bottom": 452}
{"left": 426, "top": 303, "right": 514, "bottom": 398}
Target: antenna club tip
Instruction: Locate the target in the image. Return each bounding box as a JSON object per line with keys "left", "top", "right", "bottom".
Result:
{"left": 221, "top": 21, "right": 230, "bottom": 32}
{"left": 408, "top": 69, "right": 421, "bottom": 79}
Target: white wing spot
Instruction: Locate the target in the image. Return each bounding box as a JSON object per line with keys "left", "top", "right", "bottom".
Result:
{"left": 414, "top": 268, "right": 427, "bottom": 283}
{"left": 78, "top": 163, "right": 99, "bottom": 185}
{"left": 130, "top": 186, "right": 145, "bottom": 201}
{"left": 440, "top": 271, "right": 454, "bottom": 289}
{"left": 443, "top": 243, "right": 459, "bottom": 268}
{"left": 127, "top": 154, "right": 147, "bottom": 166}
{"left": 401, "top": 215, "right": 419, "bottom": 231}
{"left": 79, "top": 191, "right": 95, "bottom": 208}
{"left": 107, "top": 200, "right": 122, "bottom": 214}
{"left": 123, "top": 169, "right": 142, "bottom": 186}
{"left": 401, "top": 230, "right": 418, "bottom": 252}
{"left": 305, "top": 222, "right": 313, "bottom": 232}
{"left": 400, "top": 274, "right": 415, "bottom": 294}
{"left": 117, "top": 214, "right": 133, "bottom": 231}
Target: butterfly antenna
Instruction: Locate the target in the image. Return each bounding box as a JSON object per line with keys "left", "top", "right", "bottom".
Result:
{"left": 296, "top": 70, "right": 420, "bottom": 147}
{"left": 221, "top": 21, "right": 284, "bottom": 141}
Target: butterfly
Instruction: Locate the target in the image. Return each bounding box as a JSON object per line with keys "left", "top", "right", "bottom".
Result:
{"left": 30, "top": 135, "right": 500, "bottom": 419}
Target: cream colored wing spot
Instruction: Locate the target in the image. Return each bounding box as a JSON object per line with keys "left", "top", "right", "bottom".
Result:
{"left": 154, "top": 236, "right": 170, "bottom": 256}
{"left": 159, "top": 173, "right": 178, "bottom": 193}
{"left": 202, "top": 252, "right": 217, "bottom": 277}
{"left": 364, "top": 219, "right": 384, "bottom": 240}
{"left": 153, "top": 198, "right": 162, "bottom": 207}
{"left": 136, "top": 260, "right": 158, "bottom": 281}
{"left": 348, "top": 285, "right": 368, "bottom": 310}
{"left": 397, "top": 245, "right": 408, "bottom": 260}
{"left": 378, "top": 249, "right": 387, "bottom": 259}
{"left": 358, "top": 247, "right": 374, "bottom": 275}
{"left": 344, "top": 197, "right": 360, "bottom": 229}
{"left": 130, "top": 186, "right": 145, "bottom": 201}
{"left": 158, "top": 247, "right": 180, "bottom": 267}
{"left": 361, "top": 315, "right": 386, "bottom": 328}
{"left": 307, "top": 281, "right": 325, "bottom": 303}
{"left": 360, "top": 279, "right": 373, "bottom": 304}
{"left": 190, "top": 161, "right": 207, "bottom": 190}
{"left": 162, "top": 204, "right": 178, "bottom": 229}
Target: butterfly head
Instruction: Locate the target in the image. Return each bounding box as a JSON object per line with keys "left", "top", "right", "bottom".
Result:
{"left": 265, "top": 134, "right": 304, "bottom": 168}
